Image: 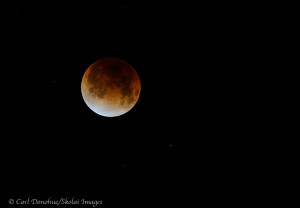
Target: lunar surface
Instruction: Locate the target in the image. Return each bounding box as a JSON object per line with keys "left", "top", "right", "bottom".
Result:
{"left": 81, "top": 57, "right": 141, "bottom": 117}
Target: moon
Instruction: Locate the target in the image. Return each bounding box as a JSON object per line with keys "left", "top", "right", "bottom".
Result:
{"left": 81, "top": 57, "right": 141, "bottom": 117}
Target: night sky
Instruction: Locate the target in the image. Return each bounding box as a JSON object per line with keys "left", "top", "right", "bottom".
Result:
{"left": 4, "top": 1, "right": 298, "bottom": 207}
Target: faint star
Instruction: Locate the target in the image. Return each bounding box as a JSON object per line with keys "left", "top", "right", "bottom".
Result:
{"left": 51, "top": 80, "right": 57, "bottom": 87}
{"left": 169, "top": 144, "right": 176, "bottom": 151}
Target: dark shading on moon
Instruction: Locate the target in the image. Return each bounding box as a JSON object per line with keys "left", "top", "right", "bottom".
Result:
{"left": 81, "top": 57, "right": 141, "bottom": 117}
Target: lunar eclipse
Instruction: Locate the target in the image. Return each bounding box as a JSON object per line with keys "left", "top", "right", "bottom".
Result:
{"left": 81, "top": 57, "right": 141, "bottom": 117}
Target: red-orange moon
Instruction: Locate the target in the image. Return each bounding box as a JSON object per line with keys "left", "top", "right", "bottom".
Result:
{"left": 81, "top": 58, "right": 141, "bottom": 117}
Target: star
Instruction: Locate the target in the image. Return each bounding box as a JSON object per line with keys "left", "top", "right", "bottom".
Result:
{"left": 49, "top": 79, "right": 57, "bottom": 88}
{"left": 120, "top": 161, "right": 126, "bottom": 168}
{"left": 168, "top": 144, "right": 176, "bottom": 151}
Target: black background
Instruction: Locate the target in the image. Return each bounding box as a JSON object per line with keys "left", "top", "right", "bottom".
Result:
{"left": 3, "top": 1, "right": 298, "bottom": 207}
